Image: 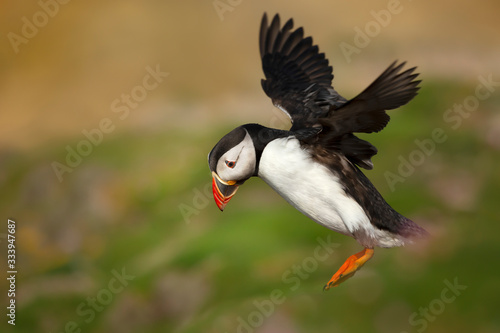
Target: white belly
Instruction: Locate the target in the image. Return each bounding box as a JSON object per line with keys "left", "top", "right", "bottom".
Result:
{"left": 258, "top": 137, "right": 371, "bottom": 238}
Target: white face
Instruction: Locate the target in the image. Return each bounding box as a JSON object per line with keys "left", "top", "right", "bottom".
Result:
{"left": 216, "top": 131, "right": 256, "bottom": 182}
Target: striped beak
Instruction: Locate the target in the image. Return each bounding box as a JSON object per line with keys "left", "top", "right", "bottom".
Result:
{"left": 212, "top": 172, "right": 239, "bottom": 211}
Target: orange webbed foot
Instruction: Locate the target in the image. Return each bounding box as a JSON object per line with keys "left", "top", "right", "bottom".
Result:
{"left": 323, "top": 248, "right": 374, "bottom": 291}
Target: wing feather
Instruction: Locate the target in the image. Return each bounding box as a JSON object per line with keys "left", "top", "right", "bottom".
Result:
{"left": 260, "top": 13, "right": 346, "bottom": 128}
{"left": 259, "top": 14, "right": 421, "bottom": 170}
{"left": 309, "top": 61, "right": 420, "bottom": 168}
{"left": 320, "top": 61, "right": 420, "bottom": 136}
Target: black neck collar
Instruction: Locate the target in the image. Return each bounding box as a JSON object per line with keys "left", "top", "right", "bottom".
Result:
{"left": 242, "top": 123, "right": 290, "bottom": 176}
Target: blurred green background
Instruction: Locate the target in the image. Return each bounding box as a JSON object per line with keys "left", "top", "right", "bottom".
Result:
{"left": 1, "top": 1, "right": 499, "bottom": 332}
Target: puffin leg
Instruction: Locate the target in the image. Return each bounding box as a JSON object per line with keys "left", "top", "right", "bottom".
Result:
{"left": 323, "top": 247, "right": 374, "bottom": 290}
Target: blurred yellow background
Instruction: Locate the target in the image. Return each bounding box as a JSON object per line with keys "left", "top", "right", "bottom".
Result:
{"left": 1, "top": 0, "right": 499, "bottom": 150}
{"left": 1, "top": 1, "right": 499, "bottom": 332}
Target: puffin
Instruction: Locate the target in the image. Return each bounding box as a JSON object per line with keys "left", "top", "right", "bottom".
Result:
{"left": 208, "top": 13, "right": 428, "bottom": 290}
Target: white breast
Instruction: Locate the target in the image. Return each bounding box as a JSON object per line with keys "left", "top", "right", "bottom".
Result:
{"left": 258, "top": 137, "right": 370, "bottom": 237}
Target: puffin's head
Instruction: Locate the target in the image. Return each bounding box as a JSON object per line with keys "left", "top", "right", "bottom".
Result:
{"left": 208, "top": 126, "right": 257, "bottom": 211}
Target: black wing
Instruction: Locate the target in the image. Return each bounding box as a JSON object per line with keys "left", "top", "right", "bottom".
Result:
{"left": 259, "top": 13, "right": 346, "bottom": 130}
{"left": 313, "top": 61, "right": 420, "bottom": 169}
{"left": 320, "top": 61, "right": 420, "bottom": 136}
{"left": 259, "top": 14, "right": 421, "bottom": 170}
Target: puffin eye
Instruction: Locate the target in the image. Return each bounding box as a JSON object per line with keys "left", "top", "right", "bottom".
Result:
{"left": 225, "top": 160, "right": 236, "bottom": 168}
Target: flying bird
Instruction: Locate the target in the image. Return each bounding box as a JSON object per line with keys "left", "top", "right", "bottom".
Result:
{"left": 208, "top": 13, "right": 428, "bottom": 290}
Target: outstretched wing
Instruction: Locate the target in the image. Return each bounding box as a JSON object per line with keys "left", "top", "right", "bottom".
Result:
{"left": 259, "top": 13, "right": 346, "bottom": 130}
{"left": 314, "top": 61, "right": 420, "bottom": 169}
{"left": 321, "top": 61, "right": 420, "bottom": 136}
{"left": 259, "top": 14, "right": 421, "bottom": 170}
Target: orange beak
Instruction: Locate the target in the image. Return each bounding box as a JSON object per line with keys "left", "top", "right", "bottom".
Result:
{"left": 212, "top": 172, "right": 239, "bottom": 211}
